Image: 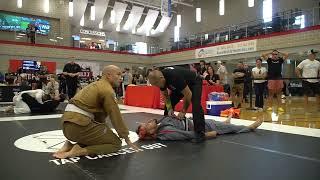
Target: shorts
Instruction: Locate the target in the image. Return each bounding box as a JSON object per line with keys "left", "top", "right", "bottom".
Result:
{"left": 232, "top": 83, "right": 244, "bottom": 95}
{"left": 268, "top": 80, "right": 283, "bottom": 90}
{"left": 302, "top": 81, "right": 320, "bottom": 96}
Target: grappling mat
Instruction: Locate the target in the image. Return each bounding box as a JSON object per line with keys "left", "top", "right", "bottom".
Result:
{"left": 1, "top": 112, "right": 320, "bottom": 180}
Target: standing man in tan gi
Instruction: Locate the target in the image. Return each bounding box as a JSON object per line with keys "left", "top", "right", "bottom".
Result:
{"left": 53, "top": 65, "right": 138, "bottom": 159}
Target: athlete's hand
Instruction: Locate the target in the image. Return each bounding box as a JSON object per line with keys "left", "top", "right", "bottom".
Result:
{"left": 177, "top": 111, "right": 186, "bottom": 120}
{"left": 168, "top": 109, "right": 176, "bottom": 117}
{"left": 125, "top": 138, "right": 139, "bottom": 151}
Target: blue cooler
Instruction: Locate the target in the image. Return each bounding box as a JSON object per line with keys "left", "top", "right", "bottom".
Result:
{"left": 206, "top": 101, "right": 232, "bottom": 116}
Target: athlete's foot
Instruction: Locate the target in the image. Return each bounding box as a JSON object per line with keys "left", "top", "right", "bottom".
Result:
{"left": 278, "top": 107, "right": 285, "bottom": 112}
{"left": 248, "top": 117, "right": 263, "bottom": 130}
{"left": 267, "top": 107, "right": 272, "bottom": 111}
{"left": 53, "top": 140, "right": 74, "bottom": 154}
{"left": 4, "top": 106, "right": 14, "bottom": 113}
{"left": 224, "top": 113, "right": 232, "bottom": 124}
{"left": 52, "top": 144, "right": 89, "bottom": 159}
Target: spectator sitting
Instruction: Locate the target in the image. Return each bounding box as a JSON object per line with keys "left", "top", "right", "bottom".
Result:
{"left": 44, "top": 76, "right": 60, "bottom": 99}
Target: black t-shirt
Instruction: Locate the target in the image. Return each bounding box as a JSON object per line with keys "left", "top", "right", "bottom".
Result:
{"left": 267, "top": 58, "right": 284, "bottom": 79}
{"left": 233, "top": 68, "right": 246, "bottom": 84}
{"left": 160, "top": 66, "right": 198, "bottom": 93}
{"left": 205, "top": 74, "right": 220, "bottom": 85}
{"left": 63, "top": 63, "right": 81, "bottom": 81}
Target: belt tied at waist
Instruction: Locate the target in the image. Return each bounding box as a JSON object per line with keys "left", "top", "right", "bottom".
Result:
{"left": 64, "top": 104, "right": 94, "bottom": 119}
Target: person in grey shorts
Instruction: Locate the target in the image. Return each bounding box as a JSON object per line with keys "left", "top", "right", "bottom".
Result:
{"left": 136, "top": 114, "right": 263, "bottom": 141}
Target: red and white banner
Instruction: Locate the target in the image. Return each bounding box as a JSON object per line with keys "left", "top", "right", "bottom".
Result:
{"left": 195, "top": 40, "right": 257, "bottom": 59}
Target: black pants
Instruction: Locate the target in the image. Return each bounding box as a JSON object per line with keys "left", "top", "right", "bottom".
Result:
{"left": 254, "top": 82, "right": 266, "bottom": 108}
{"left": 66, "top": 80, "right": 78, "bottom": 99}
{"left": 164, "top": 78, "right": 205, "bottom": 136}
{"left": 30, "top": 35, "right": 35, "bottom": 44}
{"left": 22, "top": 93, "right": 59, "bottom": 113}
{"left": 223, "top": 84, "right": 230, "bottom": 95}
{"left": 21, "top": 93, "right": 43, "bottom": 113}
{"left": 59, "top": 82, "right": 67, "bottom": 94}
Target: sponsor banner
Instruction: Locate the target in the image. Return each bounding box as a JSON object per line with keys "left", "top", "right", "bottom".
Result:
{"left": 80, "top": 29, "right": 106, "bottom": 37}
{"left": 49, "top": 143, "right": 167, "bottom": 166}
{"left": 161, "top": 0, "right": 172, "bottom": 17}
{"left": 77, "top": 61, "right": 100, "bottom": 77}
{"left": 195, "top": 40, "right": 257, "bottom": 59}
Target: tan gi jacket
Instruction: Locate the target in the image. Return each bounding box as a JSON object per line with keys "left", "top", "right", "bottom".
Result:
{"left": 62, "top": 79, "right": 129, "bottom": 138}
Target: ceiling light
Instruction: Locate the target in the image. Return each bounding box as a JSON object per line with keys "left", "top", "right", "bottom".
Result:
{"left": 110, "top": 10, "right": 115, "bottom": 24}
{"left": 44, "top": 0, "right": 49, "bottom": 13}
{"left": 90, "top": 5, "right": 95, "bottom": 20}
{"left": 69, "top": 1, "right": 73, "bottom": 17}
{"left": 99, "top": 20, "right": 103, "bottom": 29}
{"left": 80, "top": 15, "right": 84, "bottom": 26}
{"left": 17, "top": 0, "right": 22, "bottom": 8}
{"left": 196, "top": 8, "right": 201, "bottom": 22}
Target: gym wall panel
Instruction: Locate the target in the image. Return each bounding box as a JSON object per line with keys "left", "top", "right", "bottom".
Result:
{"left": 151, "top": 27, "right": 320, "bottom": 66}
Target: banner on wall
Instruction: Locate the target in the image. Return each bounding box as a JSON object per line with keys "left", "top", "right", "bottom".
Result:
{"left": 9, "top": 59, "right": 56, "bottom": 73}
{"left": 161, "top": 0, "right": 172, "bottom": 17}
{"left": 195, "top": 40, "right": 257, "bottom": 59}
{"left": 76, "top": 61, "right": 100, "bottom": 78}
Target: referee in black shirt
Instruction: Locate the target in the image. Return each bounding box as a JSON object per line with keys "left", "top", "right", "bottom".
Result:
{"left": 148, "top": 66, "right": 205, "bottom": 143}
{"left": 62, "top": 60, "right": 81, "bottom": 99}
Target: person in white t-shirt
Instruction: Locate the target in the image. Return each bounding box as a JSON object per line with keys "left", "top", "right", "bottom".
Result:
{"left": 295, "top": 49, "right": 320, "bottom": 108}
{"left": 252, "top": 58, "right": 267, "bottom": 109}
{"left": 217, "top": 61, "right": 230, "bottom": 94}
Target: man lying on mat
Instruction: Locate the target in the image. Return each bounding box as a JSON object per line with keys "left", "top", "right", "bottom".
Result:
{"left": 4, "top": 89, "right": 64, "bottom": 114}
{"left": 136, "top": 113, "right": 263, "bottom": 141}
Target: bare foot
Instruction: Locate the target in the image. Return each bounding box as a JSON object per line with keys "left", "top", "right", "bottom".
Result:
{"left": 4, "top": 106, "right": 14, "bottom": 113}
{"left": 224, "top": 114, "right": 232, "bottom": 124}
{"left": 52, "top": 144, "right": 89, "bottom": 159}
{"left": 53, "top": 140, "right": 74, "bottom": 154}
{"left": 248, "top": 117, "right": 263, "bottom": 130}
{"left": 205, "top": 131, "right": 217, "bottom": 139}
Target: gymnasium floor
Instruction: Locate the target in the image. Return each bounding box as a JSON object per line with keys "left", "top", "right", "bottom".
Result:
{"left": 0, "top": 104, "right": 319, "bottom": 180}
{"left": 239, "top": 96, "right": 320, "bottom": 129}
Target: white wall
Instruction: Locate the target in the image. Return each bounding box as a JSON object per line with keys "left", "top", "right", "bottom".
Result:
{"left": 158, "top": 0, "right": 320, "bottom": 49}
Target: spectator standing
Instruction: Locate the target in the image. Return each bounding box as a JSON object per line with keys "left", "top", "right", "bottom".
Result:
{"left": 122, "top": 68, "right": 133, "bottom": 90}
{"left": 62, "top": 59, "right": 81, "bottom": 99}
{"left": 231, "top": 62, "right": 246, "bottom": 108}
{"left": 262, "top": 50, "right": 288, "bottom": 112}
{"left": 243, "top": 63, "right": 252, "bottom": 103}
{"left": 295, "top": 49, "right": 320, "bottom": 109}
{"left": 252, "top": 58, "right": 267, "bottom": 110}
{"left": 217, "top": 61, "right": 230, "bottom": 95}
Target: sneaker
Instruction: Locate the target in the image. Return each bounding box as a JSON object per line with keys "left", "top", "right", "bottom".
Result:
{"left": 278, "top": 107, "right": 285, "bottom": 112}
{"left": 267, "top": 107, "right": 272, "bottom": 111}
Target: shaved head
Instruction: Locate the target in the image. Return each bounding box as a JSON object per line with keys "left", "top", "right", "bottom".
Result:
{"left": 147, "top": 70, "right": 166, "bottom": 88}
{"left": 102, "top": 65, "right": 121, "bottom": 76}
{"left": 102, "top": 65, "right": 122, "bottom": 87}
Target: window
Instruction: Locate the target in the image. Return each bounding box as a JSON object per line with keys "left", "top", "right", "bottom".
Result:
{"left": 134, "top": 42, "right": 148, "bottom": 54}
{"left": 174, "top": 26, "right": 180, "bottom": 42}
{"left": 219, "top": 0, "right": 225, "bottom": 16}
{"left": 263, "top": 0, "right": 272, "bottom": 23}
{"left": 294, "top": 15, "right": 305, "bottom": 29}
{"left": 196, "top": 8, "right": 201, "bottom": 22}
{"left": 248, "top": 0, "right": 254, "bottom": 7}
